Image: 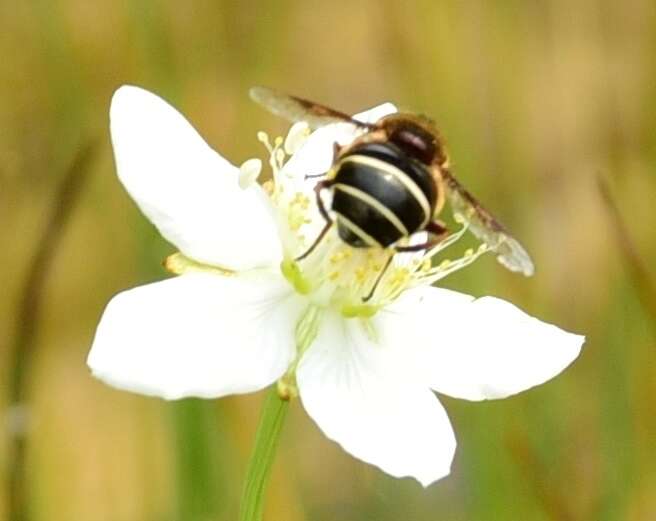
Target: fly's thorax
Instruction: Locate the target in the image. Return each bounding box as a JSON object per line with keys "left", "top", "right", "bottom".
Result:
{"left": 378, "top": 113, "right": 450, "bottom": 168}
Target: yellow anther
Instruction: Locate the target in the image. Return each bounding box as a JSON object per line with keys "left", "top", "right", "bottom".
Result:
{"left": 439, "top": 259, "right": 451, "bottom": 269}
{"left": 465, "top": 248, "right": 474, "bottom": 257}
{"left": 389, "top": 268, "right": 410, "bottom": 286}
{"left": 291, "top": 192, "right": 310, "bottom": 207}
{"left": 330, "top": 251, "right": 346, "bottom": 263}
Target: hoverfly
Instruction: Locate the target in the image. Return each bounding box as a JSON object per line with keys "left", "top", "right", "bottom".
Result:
{"left": 250, "top": 86, "right": 534, "bottom": 279}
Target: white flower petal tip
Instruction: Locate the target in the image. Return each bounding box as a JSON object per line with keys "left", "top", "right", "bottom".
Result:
{"left": 109, "top": 85, "right": 282, "bottom": 271}
{"left": 297, "top": 313, "right": 456, "bottom": 487}
{"left": 407, "top": 288, "right": 585, "bottom": 401}
{"left": 238, "top": 158, "right": 262, "bottom": 189}
{"left": 111, "top": 85, "right": 157, "bottom": 116}
{"left": 353, "top": 102, "right": 397, "bottom": 124}
{"left": 87, "top": 272, "right": 301, "bottom": 400}
{"left": 283, "top": 122, "right": 310, "bottom": 155}
{"left": 278, "top": 101, "right": 398, "bottom": 181}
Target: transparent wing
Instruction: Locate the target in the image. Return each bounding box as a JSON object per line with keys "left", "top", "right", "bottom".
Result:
{"left": 442, "top": 169, "right": 535, "bottom": 276}
{"left": 249, "top": 86, "right": 376, "bottom": 130}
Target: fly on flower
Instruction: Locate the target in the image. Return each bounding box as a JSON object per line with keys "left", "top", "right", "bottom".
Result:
{"left": 250, "top": 86, "right": 534, "bottom": 297}
{"left": 88, "top": 85, "right": 584, "bottom": 487}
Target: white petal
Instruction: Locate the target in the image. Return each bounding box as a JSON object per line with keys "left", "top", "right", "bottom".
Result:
{"left": 297, "top": 311, "right": 456, "bottom": 486}
{"left": 387, "top": 286, "right": 585, "bottom": 401}
{"left": 353, "top": 102, "right": 398, "bottom": 124}
{"left": 238, "top": 158, "right": 262, "bottom": 189}
{"left": 88, "top": 271, "right": 300, "bottom": 400}
{"left": 393, "top": 231, "right": 429, "bottom": 268}
{"left": 110, "top": 85, "right": 282, "bottom": 270}
{"left": 281, "top": 102, "right": 398, "bottom": 180}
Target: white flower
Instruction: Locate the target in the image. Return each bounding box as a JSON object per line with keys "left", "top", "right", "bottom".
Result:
{"left": 88, "top": 85, "right": 584, "bottom": 487}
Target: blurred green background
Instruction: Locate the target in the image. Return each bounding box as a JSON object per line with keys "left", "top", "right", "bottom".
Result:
{"left": 1, "top": 1, "right": 655, "bottom": 520}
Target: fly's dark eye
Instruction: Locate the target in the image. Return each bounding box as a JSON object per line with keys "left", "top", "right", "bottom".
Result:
{"left": 388, "top": 126, "right": 436, "bottom": 165}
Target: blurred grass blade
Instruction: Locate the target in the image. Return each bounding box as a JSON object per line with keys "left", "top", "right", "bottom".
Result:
{"left": 8, "top": 140, "right": 97, "bottom": 521}
{"left": 505, "top": 429, "right": 573, "bottom": 520}
{"left": 171, "top": 400, "right": 225, "bottom": 521}
{"left": 597, "top": 175, "right": 656, "bottom": 330}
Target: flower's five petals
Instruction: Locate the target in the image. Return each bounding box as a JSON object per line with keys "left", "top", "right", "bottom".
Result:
{"left": 88, "top": 272, "right": 302, "bottom": 400}
{"left": 297, "top": 312, "right": 456, "bottom": 487}
{"left": 110, "top": 86, "right": 282, "bottom": 271}
{"left": 398, "top": 287, "right": 585, "bottom": 401}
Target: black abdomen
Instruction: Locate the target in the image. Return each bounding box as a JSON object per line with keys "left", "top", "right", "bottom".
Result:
{"left": 331, "top": 142, "right": 437, "bottom": 248}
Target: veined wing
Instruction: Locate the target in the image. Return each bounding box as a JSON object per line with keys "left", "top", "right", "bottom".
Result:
{"left": 442, "top": 169, "right": 535, "bottom": 276}
{"left": 249, "top": 86, "right": 376, "bottom": 130}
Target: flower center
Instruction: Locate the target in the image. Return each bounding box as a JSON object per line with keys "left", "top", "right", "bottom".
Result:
{"left": 258, "top": 128, "right": 492, "bottom": 317}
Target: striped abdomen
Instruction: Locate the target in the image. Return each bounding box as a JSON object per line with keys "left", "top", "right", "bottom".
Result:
{"left": 331, "top": 142, "right": 438, "bottom": 248}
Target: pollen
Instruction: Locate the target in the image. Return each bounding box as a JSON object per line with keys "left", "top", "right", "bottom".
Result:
{"left": 288, "top": 192, "right": 312, "bottom": 231}
{"left": 389, "top": 267, "right": 410, "bottom": 285}
{"left": 330, "top": 250, "right": 349, "bottom": 264}
{"left": 291, "top": 192, "right": 310, "bottom": 209}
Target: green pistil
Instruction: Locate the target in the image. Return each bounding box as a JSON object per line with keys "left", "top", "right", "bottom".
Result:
{"left": 341, "top": 303, "right": 380, "bottom": 318}
{"left": 280, "top": 259, "right": 312, "bottom": 294}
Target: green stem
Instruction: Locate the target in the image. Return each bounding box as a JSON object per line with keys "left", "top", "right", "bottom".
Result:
{"left": 238, "top": 387, "right": 289, "bottom": 521}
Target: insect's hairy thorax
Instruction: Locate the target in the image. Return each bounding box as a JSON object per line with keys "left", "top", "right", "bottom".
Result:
{"left": 378, "top": 113, "right": 449, "bottom": 168}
